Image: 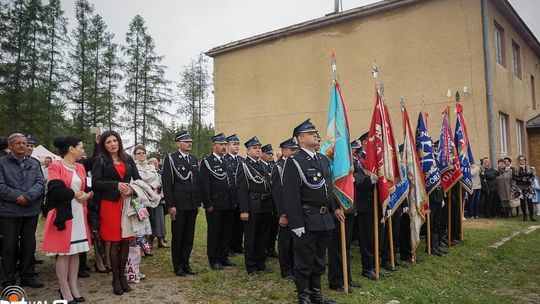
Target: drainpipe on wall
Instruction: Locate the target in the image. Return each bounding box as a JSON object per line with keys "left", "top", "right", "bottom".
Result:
{"left": 481, "top": 0, "right": 497, "bottom": 164}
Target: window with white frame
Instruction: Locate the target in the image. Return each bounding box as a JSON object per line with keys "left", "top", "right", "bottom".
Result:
{"left": 499, "top": 112, "right": 509, "bottom": 155}
{"left": 516, "top": 120, "right": 524, "bottom": 155}
{"left": 512, "top": 41, "right": 521, "bottom": 79}
{"left": 494, "top": 22, "right": 506, "bottom": 66}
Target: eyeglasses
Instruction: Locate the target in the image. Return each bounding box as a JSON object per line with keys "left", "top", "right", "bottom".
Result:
{"left": 135, "top": 151, "right": 146, "bottom": 155}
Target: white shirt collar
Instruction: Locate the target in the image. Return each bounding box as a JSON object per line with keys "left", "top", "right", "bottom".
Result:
{"left": 212, "top": 152, "right": 223, "bottom": 161}
{"left": 179, "top": 150, "right": 189, "bottom": 158}
{"left": 260, "top": 160, "right": 268, "bottom": 166}
{"left": 228, "top": 152, "right": 237, "bottom": 159}
{"left": 247, "top": 156, "right": 258, "bottom": 163}
{"left": 301, "top": 147, "right": 316, "bottom": 158}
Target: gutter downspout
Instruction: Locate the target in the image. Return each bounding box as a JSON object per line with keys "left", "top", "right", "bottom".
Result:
{"left": 482, "top": 0, "right": 497, "bottom": 164}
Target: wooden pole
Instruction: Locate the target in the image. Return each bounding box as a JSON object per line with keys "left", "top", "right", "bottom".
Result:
{"left": 374, "top": 188, "right": 380, "bottom": 279}
{"left": 426, "top": 210, "right": 431, "bottom": 256}
{"left": 339, "top": 208, "right": 349, "bottom": 294}
{"left": 387, "top": 214, "right": 395, "bottom": 270}
{"left": 459, "top": 185, "right": 464, "bottom": 241}
{"left": 447, "top": 188, "right": 452, "bottom": 248}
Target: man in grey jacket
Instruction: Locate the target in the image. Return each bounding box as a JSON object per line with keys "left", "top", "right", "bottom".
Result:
{"left": 0, "top": 133, "right": 45, "bottom": 288}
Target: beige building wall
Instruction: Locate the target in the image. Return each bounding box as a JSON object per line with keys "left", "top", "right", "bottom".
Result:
{"left": 488, "top": 1, "right": 540, "bottom": 162}
{"left": 212, "top": 0, "right": 538, "bottom": 161}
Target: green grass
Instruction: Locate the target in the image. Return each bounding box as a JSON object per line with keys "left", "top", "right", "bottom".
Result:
{"left": 141, "top": 213, "right": 540, "bottom": 304}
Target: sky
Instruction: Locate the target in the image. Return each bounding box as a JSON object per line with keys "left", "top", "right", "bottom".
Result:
{"left": 60, "top": 0, "right": 540, "bottom": 124}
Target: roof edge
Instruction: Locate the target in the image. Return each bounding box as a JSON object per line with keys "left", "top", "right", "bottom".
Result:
{"left": 206, "top": 0, "right": 420, "bottom": 57}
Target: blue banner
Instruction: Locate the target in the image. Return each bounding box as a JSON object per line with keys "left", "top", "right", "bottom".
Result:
{"left": 415, "top": 112, "right": 441, "bottom": 195}
{"left": 455, "top": 115, "right": 473, "bottom": 194}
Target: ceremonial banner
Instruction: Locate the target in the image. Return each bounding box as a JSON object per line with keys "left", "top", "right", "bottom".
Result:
{"left": 321, "top": 79, "right": 354, "bottom": 211}
{"left": 365, "top": 90, "right": 400, "bottom": 215}
{"left": 415, "top": 112, "right": 441, "bottom": 195}
{"left": 437, "top": 109, "right": 463, "bottom": 193}
{"left": 455, "top": 103, "right": 474, "bottom": 194}
{"left": 388, "top": 163, "right": 409, "bottom": 217}
{"left": 402, "top": 106, "right": 428, "bottom": 253}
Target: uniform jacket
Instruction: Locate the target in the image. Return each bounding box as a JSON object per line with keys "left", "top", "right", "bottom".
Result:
{"left": 353, "top": 158, "right": 375, "bottom": 214}
{"left": 0, "top": 154, "right": 45, "bottom": 218}
{"left": 271, "top": 158, "right": 286, "bottom": 216}
{"left": 199, "top": 153, "right": 234, "bottom": 210}
{"left": 224, "top": 154, "right": 244, "bottom": 206}
{"left": 162, "top": 151, "right": 200, "bottom": 211}
{"left": 282, "top": 148, "right": 336, "bottom": 231}
{"left": 237, "top": 156, "right": 273, "bottom": 214}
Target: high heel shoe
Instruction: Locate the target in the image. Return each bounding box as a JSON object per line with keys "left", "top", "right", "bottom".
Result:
{"left": 94, "top": 263, "right": 110, "bottom": 274}
{"left": 120, "top": 278, "right": 132, "bottom": 293}
{"left": 58, "top": 289, "right": 78, "bottom": 304}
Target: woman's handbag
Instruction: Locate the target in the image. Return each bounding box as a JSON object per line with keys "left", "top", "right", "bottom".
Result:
{"left": 131, "top": 196, "right": 150, "bottom": 221}
{"left": 509, "top": 187, "right": 521, "bottom": 208}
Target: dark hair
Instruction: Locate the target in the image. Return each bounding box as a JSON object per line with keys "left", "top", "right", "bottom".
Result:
{"left": 133, "top": 144, "right": 146, "bottom": 155}
{"left": 98, "top": 130, "right": 128, "bottom": 164}
{"left": 497, "top": 159, "right": 505, "bottom": 164}
{"left": 503, "top": 157, "right": 511, "bottom": 163}
{"left": 53, "top": 136, "right": 82, "bottom": 157}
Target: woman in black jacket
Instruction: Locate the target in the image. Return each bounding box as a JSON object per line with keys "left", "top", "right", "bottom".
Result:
{"left": 513, "top": 155, "right": 536, "bottom": 221}
{"left": 91, "top": 130, "right": 141, "bottom": 295}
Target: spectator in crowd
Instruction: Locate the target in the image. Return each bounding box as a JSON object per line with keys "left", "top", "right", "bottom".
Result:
{"left": 513, "top": 155, "right": 536, "bottom": 221}
{"left": 133, "top": 145, "right": 157, "bottom": 254}
{"left": 42, "top": 136, "right": 92, "bottom": 303}
{"left": 469, "top": 163, "right": 482, "bottom": 219}
{"left": 497, "top": 159, "right": 514, "bottom": 218}
{"left": 42, "top": 156, "right": 53, "bottom": 181}
{"left": 0, "top": 133, "right": 45, "bottom": 288}
{"left": 91, "top": 130, "right": 141, "bottom": 295}
{"left": 481, "top": 158, "right": 501, "bottom": 218}
{"left": 26, "top": 134, "right": 37, "bottom": 156}
{"left": 504, "top": 157, "right": 519, "bottom": 216}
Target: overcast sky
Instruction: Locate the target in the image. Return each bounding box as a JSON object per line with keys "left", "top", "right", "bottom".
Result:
{"left": 61, "top": 0, "right": 540, "bottom": 124}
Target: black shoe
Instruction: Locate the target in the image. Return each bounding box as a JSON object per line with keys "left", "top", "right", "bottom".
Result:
{"left": 382, "top": 262, "right": 396, "bottom": 272}
{"left": 74, "top": 296, "right": 86, "bottom": 302}
{"left": 349, "top": 280, "right": 360, "bottom": 288}
{"left": 361, "top": 270, "right": 377, "bottom": 281}
{"left": 175, "top": 269, "right": 187, "bottom": 276}
{"left": 260, "top": 268, "right": 274, "bottom": 274}
{"left": 329, "top": 285, "right": 354, "bottom": 293}
{"left": 211, "top": 263, "right": 223, "bottom": 271}
{"left": 228, "top": 252, "right": 236, "bottom": 257}
{"left": 112, "top": 281, "right": 123, "bottom": 295}
{"left": 248, "top": 270, "right": 262, "bottom": 276}
{"left": 283, "top": 275, "right": 295, "bottom": 282}
{"left": 19, "top": 278, "right": 44, "bottom": 288}
{"left": 220, "top": 258, "right": 236, "bottom": 267}
{"left": 94, "top": 264, "right": 110, "bottom": 274}
{"left": 437, "top": 246, "right": 448, "bottom": 254}
{"left": 266, "top": 250, "right": 279, "bottom": 258}
{"left": 183, "top": 267, "right": 198, "bottom": 275}
{"left": 451, "top": 239, "right": 461, "bottom": 245}
{"left": 34, "top": 257, "right": 44, "bottom": 264}
{"left": 78, "top": 270, "right": 90, "bottom": 278}
{"left": 531, "top": 217, "right": 537, "bottom": 221}
{"left": 120, "top": 278, "right": 132, "bottom": 293}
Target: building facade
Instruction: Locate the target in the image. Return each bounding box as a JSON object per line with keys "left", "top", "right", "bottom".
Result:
{"left": 207, "top": 0, "right": 540, "bottom": 167}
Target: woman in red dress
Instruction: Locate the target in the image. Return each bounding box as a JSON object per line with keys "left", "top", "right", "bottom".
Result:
{"left": 91, "top": 130, "right": 141, "bottom": 295}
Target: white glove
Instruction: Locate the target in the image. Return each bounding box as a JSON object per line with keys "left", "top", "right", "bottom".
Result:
{"left": 441, "top": 200, "right": 445, "bottom": 208}
{"left": 292, "top": 227, "right": 305, "bottom": 237}
{"left": 370, "top": 175, "right": 378, "bottom": 184}
{"left": 403, "top": 207, "right": 409, "bottom": 213}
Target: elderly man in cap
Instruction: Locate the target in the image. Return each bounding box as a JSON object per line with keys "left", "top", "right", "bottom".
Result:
{"left": 282, "top": 119, "right": 343, "bottom": 304}
{"left": 224, "top": 134, "right": 245, "bottom": 255}
{"left": 200, "top": 133, "right": 236, "bottom": 270}
{"left": 0, "top": 133, "right": 45, "bottom": 288}
{"left": 162, "top": 130, "right": 200, "bottom": 276}
{"left": 271, "top": 138, "right": 298, "bottom": 281}
{"left": 237, "top": 136, "right": 273, "bottom": 275}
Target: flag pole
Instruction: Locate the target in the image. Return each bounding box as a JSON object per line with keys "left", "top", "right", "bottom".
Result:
{"left": 427, "top": 206, "right": 432, "bottom": 256}
{"left": 447, "top": 189, "right": 452, "bottom": 248}
{"left": 339, "top": 207, "right": 349, "bottom": 294}
{"left": 331, "top": 50, "right": 349, "bottom": 294}
{"left": 387, "top": 213, "right": 395, "bottom": 270}
{"left": 459, "top": 185, "right": 464, "bottom": 241}
{"left": 374, "top": 188, "right": 380, "bottom": 279}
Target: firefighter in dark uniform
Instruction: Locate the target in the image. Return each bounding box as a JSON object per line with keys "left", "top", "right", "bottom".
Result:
{"left": 271, "top": 138, "right": 298, "bottom": 281}
{"left": 431, "top": 140, "right": 449, "bottom": 255}
{"left": 261, "top": 144, "right": 279, "bottom": 258}
{"left": 327, "top": 140, "right": 362, "bottom": 292}
{"left": 237, "top": 136, "right": 274, "bottom": 275}
{"left": 356, "top": 132, "right": 379, "bottom": 281}
{"left": 224, "top": 134, "right": 245, "bottom": 255}
{"left": 433, "top": 140, "right": 450, "bottom": 249}
{"left": 162, "top": 131, "right": 200, "bottom": 277}
{"left": 200, "top": 133, "right": 237, "bottom": 270}
{"left": 282, "top": 119, "right": 343, "bottom": 304}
